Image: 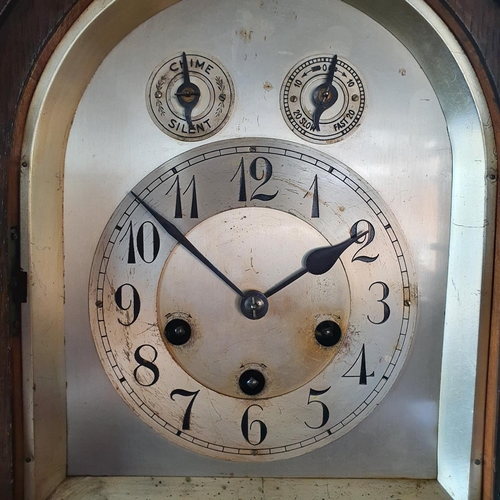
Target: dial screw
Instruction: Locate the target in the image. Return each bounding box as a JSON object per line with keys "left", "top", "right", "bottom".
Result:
{"left": 165, "top": 318, "right": 192, "bottom": 346}
{"left": 155, "top": 91, "right": 163, "bottom": 98}
{"left": 240, "top": 290, "right": 269, "bottom": 320}
{"left": 352, "top": 94, "right": 359, "bottom": 101}
{"left": 250, "top": 297, "right": 263, "bottom": 310}
{"left": 315, "top": 320, "right": 342, "bottom": 347}
{"left": 239, "top": 369, "right": 266, "bottom": 396}
{"left": 247, "top": 377, "right": 259, "bottom": 389}
{"left": 290, "top": 95, "right": 298, "bottom": 103}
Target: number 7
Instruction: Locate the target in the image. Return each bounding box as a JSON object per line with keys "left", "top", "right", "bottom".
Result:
{"left": 170, "top": 389, "right": 200, "bottom": 430}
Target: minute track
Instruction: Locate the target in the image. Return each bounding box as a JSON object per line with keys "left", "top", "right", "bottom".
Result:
{"left": 89, "top": 138, "right": 416, "bottom": 461}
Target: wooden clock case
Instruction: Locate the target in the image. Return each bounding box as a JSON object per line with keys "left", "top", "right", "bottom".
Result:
{"left": 0, "top": 0, "right": 499, "bottom": 498}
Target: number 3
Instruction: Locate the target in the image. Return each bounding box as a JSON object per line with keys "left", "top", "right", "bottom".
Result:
{"left": 368, "top": 281, "right": 390, "bottom": 324}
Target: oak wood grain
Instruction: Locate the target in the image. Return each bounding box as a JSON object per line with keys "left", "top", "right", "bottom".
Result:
{"left": 445, "top": 0, "right": 500, "bottom": 93}
{"left": 0, "top": 3, "right": 93, "bottom": 498}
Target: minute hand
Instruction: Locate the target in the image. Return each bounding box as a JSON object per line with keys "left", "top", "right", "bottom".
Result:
{"left": 131, "top": 192, "right": 245, "bottom": 298}
{"left": 312, "top": 54, "right": 339, "bottom": 132}
{"left": 264, "top": 230, "right": 368, "bottom": 299}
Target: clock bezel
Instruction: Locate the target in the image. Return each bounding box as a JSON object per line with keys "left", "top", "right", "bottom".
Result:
{"left": 18, "top": 0, "right": 496, "bottom": 498}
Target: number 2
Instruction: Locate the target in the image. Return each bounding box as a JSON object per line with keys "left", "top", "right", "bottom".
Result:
{"left": 350, "top": 220, "right": 378, "bottom": 263}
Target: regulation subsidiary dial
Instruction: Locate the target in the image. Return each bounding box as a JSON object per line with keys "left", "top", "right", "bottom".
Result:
{"left": 281, "top": 54, "right": 366, "bottom": 144}
{"left": 146, "top": 52, "right": 235, "bottom": 141}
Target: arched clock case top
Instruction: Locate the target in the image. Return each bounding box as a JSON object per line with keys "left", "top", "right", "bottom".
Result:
{"left": 1, "top": 0, "right": 499, "bottom": 499}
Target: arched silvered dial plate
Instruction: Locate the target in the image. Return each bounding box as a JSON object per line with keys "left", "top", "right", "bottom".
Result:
{"left": 64, "top": 0, "right": 452, "bottom": 479}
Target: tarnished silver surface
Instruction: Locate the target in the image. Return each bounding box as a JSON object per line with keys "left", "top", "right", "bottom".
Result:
{"left": 88, "top": 140, "right": 417, "bottom": 460}
{"left": 64, "top": 0, "right": 453, "bottom": 477}
{"left": 280, "top": 54, "right": 366, "bottom": 143}
{"left": 146, "top": 52, "right": 235, "bottom": 141}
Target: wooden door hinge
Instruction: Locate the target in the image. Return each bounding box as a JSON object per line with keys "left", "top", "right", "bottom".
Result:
{"left": 9, "top": 226, "right": 27, "bottom": 309}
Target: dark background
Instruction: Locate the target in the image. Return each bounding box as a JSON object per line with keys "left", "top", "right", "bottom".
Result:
{"left": 1, "top": 1, "right": 499, "bottom": 499}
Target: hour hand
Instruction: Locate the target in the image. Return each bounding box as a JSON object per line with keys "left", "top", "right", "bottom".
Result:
{"left": 175, "top": 52, "right": 201, "bottom": 128}
{"left": 264, "top": 229, "right": 368, "bottom": 298}
{"left": 131, "top": 192, "right": 245, "bottom": 298}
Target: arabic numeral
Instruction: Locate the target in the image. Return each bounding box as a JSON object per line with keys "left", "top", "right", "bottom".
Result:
{"left": 350, "top": 220, "right": 379, "bottom": 263}
{"left": 165, "top": 174, "right": 199, "bottom": 218}
{"left": 133, "top": 344, "right": 159, "bottom": 386}
{"left": 114, "top": 283, "right": 140, "bottom": 326}
{"left": 170, "top": 389, "right": 200, "bottom": 430}
{"left": 304, "top": 174, "right": 320, "bottom": 218}
{"left": 368, "top": 281, "right": 391, "bottom": 324}
{"left": 231, "top": 158, "right": 247, "bottom": 202}
{"left": 231, "top": 156, "right": 279, "bottom": 202}
{"left": 304, "top": 387, "right": 331, "bottom": 429}
{"left": 342, "top": 344, "right": 375, "bottom": 385}
{"left": 119, "top": 221, "right": 160, "bottom": 264}
{"left": 241, "top": 404, "right": 267, "bottom": 445}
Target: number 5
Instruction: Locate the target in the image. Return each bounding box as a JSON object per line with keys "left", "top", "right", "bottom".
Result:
{"left": 304, "top": 387, "right": 331, "bottom": 429}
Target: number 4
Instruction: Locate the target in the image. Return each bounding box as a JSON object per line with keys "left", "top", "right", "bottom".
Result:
{"left": 342, "top": 344, "right": 374, "bottom": 385}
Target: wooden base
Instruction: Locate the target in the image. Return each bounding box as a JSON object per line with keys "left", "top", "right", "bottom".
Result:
{"left": 50, "top": 477, "right": 452, "bottom": 500}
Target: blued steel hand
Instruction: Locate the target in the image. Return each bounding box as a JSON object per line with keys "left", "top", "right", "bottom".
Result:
{"left": 312, "top": 54, "right": 339, "bottom": 131}
{"left": 264, "top": 229, "right": 368, "bottom": 298}
{"left": 132, "top": 192, "right": 245, "bottom": 298}
{"left": 175, "top": 52, "right": 201, "bottom": 128}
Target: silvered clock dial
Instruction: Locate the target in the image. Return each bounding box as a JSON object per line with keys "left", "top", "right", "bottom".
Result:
{"left": 89, "top": 138, "right": 416, "bottom": 460}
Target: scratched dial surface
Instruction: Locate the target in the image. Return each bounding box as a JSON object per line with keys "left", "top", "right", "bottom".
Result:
{"left": 89, "top": 138, "right": 416, "bottom": 461}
